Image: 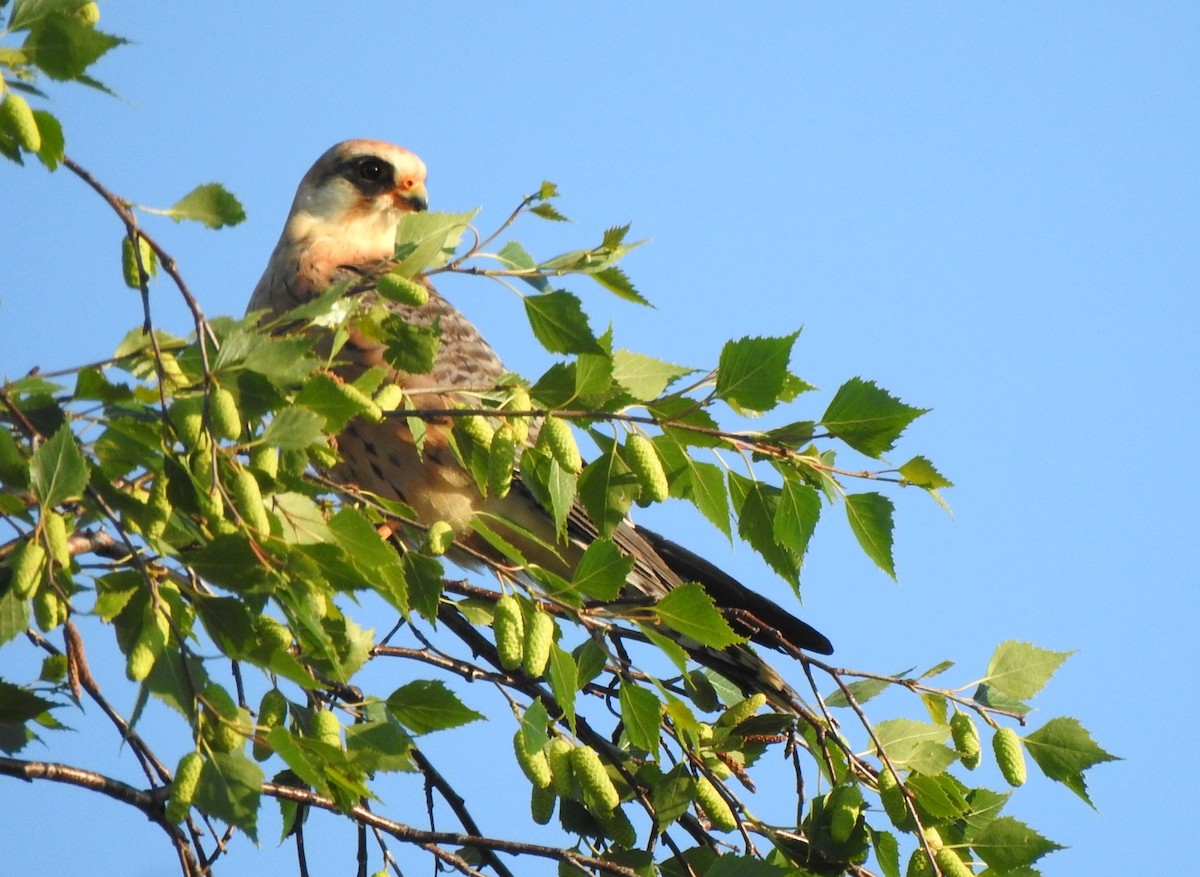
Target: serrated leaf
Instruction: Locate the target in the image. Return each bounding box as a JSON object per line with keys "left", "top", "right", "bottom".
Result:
{"left": 715, "top": 332, "right": 799, "bottom": 414}
{"left": 577, "top": 449, "right": 636, "bottom": 538}
{"left": 825, "top": 677, "right": 889, "bottom": 708}
{"left": 1023, "top": 717, "right": 1118, "bottom": 806}
{"left": 519, "top": 699, "right": 551, "bottom": 753}
{"left": 30, "top": 109, "right": 63, "bottom": 170}
{"left": 518, "top": 450, "right": 576, "bottom": 540}
{"left": 523, "top": 290, "right": 603, "bottom": 355}
{"left": 193, "top": 752, "right": 262, "bottom": 842}
{"left": 845, "top": 492, "right": 896, "bottom": 579}
{"left": 611, "top": 349, "right": 692, "bottom": 400}
{"left": 10, "top": 0, "right": 88, "bottom": 31}
{"left": 344, "top": 718, "right": 416, "bottom": 773}
{"left": 983, "top": 641, "right": 1073, "bottom": 700}
{"left": 260, "top": 406, "right": 327, "bottom": 450}
{"left": 530, "top": 202, "right": 569, "bottom": 222}
{"left": 401, "top": 552, "right": 444, "bottom": 622}
{"left": 23, "top": 13, "right": 125, "bottom": 80}
{"left": 619, "top": 683, "right": 662, "bottom": 752}
{"left": 165, "top": 183, "right": 246, "bottom": 228}
{"left": 729, "top": 472, "right": 799, "bottom": 587}
{"left": 271, "top": 492, "right": 332, "bottom": 545}
{"left": 591, "top": 266, "right": 650, "bottom": 306}
{"left": 898, "top": 455, "right": 954, "bottom": 489}
{"left": 188, "top": 534, "right": 274, "bottom": 594}
{"left": 497, "top": 239, "right": 536, "bottom": 269}
{"left": 30, "top": 425, "right": 88, "bottom": 507}
{"left": 496, "top": 240, "right": 548, "bottom": 291}
{"left": 547, "top": 645, "right": 578, "bottom": 728}
{"left": 774, "top": 478, "right": 820, "bottom": 560}
{"left": 870, "top": 830, "right": 901, "bottom": 877}
{"left": 382, "top": 314, "right": 441, "bottom": 375}
{"left": 971, "top": 682, "right": 1032, "bottom": 718}
{"left": 820, "top": 378, "right": 928, "bottom": 458}
{"left": 905, "top": 772, "right": 969, "bottom": 822}
{"left": 970, "top": 816, "right": 1063, "bottom": 871}
{"left": 0, "top": 590, "right": 31, "bottom": 647}
{"left": 386, "top": 680, "right": 483, "bottom": 734}
{"left": 654, "top": 583, "right": 744, "bottom": 649}
{"left": 572, "top": 538, "right": 633, "bottom": 601}
{"left": 873, "top": 719, "right": 955, "bottom": 773}
{"left": 652, "top": 763, "right": 696, "bottom": 826}
{"left": 0, "top": 427, "right": 28, "bottom": 487}
{"left": 0, "top": 680, "right": 56, "bottom": 724}
{"left": 392, "top": 209, "right": 478, "bottom": 275}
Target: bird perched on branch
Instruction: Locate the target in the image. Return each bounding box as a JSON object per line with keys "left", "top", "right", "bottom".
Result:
{"left": 248, "top": 139, "right": 831, "bottom": 706}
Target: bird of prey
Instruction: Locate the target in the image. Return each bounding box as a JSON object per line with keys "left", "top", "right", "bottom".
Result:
{"left": 248, "top": 139, "right": 831, "bottom": 707}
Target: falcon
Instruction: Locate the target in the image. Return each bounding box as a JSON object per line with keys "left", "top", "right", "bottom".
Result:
{"left": 248, "top": 139, "right": 831, "bottom": 706}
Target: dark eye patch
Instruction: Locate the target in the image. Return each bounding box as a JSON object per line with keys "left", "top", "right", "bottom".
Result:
{"left": 342, "top": 156, "right": 394, "bottom": 194}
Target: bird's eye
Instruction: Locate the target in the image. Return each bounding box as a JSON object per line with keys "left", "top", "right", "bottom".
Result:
{"left": 356, "top": 158, "right": 387, "bottom": 182}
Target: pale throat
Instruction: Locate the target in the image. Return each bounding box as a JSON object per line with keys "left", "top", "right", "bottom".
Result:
{"left": 285, "top": 198, "right": 401, "bottom": 281}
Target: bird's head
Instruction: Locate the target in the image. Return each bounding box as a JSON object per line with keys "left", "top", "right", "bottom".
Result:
{"left": 284, "top": 139, "right": 429, "bottom": 258}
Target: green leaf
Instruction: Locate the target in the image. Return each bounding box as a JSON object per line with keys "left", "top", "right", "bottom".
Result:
{"left": 386, "top": 680, "right": 484, "bottom": 734}
{"left": 871, "top": 830, "right": 901, "bottom": 877}
{"left": 328, "top": 508, "right": 408, "bottom": 613}
{"left": 651, "top": 763, "right": 694, "bottom": 826}
{"left": 164, "top": 183, "right": 246, "bottom": 228}
{"left": 518, "top": 450, "right": 576, "bottom": 540}
{"left": 401, "top": 552, "right": 444, "bottom": 622}
{"left": 773, "top": 478, "right": 821, "bottom": 560}
{"left": 0, "top": 588, "right": 31, "bottom": 647}
{"left": 392, "top": 208, "right": 478, "bottom": 276}
{"left": 681, "top": 457, "right": 731, "bottom": 539}
{"left": 983, "top": 641, "right": 1073, "bottom": 701}
{"left": 654, "top": 583, "right": 744, "bottom": 649}
{"left": 611, "top": 349, "right": 692, "bottom": 400}
{"left": 30, "top": 425, "right": 88, "bottom": 507}
{"left": 618, "top": 683, "right": 662, "bottom": 752}
{"left": 1023, "top": 717, "right": 1118, "bottom": 806}
{"left": 572, "top": 538, "right": 633, "bottom": 601}
{"left": 904, "top": 772, "right": 969, "bottom": 821}
{"left": 271, "top": 492, "right": 332, "bottom": 545}
{"left": 529, "top": 201, "right": 569, "bottom": 222}
{"left": 523, "top": 291, "right": 603, "bottom": 355}
{"left": 824, "top": 677, "right": 889, "bottom": 708}
{"left": 872, "top": 719, "right": 955, "bottom": 773}
{"left": 0, "top": 426, "right": 29, "bottom": 487}
{"left": 295, "top": 374, "right": 370, "bottom": 432}
{"left": 193, "top": 752, "right": 263, "bottom": 842}
{"left": 820, "top": 378, "right": 928, "bottom": 458}
{"left": 547, "top": 645, "right": 578, "bottom": 729}
{"left": 23, "top": 13, "right": 124, "bottom": 80}
{"left": 9, "top": 0, "right": 88, "bottom": 31}
{"left": 715, "top": 332, "right": 799, "bottom": 414}
{"left": 30, "top": 109, "right": 63, "bottom": 170}
{"left": 0, "top": 679, "right": 56, "bottom": 723}
{"left": 970, "top": 816, "right": 1063, "bottom": 871}
{"left": 898, "top": 455, "right": 954, "bottom": 489}
{"left": 382, "top": 315, "right": 441, "bottom": 375}
{"left": 188, "top": 534, "right": 274, "bottom": 594}
{"left": 971, "top": 683, "right": 1032, "bottom": 718}
{"left": 519, "top": 699, "right": 551, "bottom": 752}
{"left": 591, "top": 266, "right": 650, "bottom": 306}
{"left": 729, "top": 473, "right": 799, "bottom": 587}
{"left": 577, "top": 449, "right": 636, "bottom": 538}
{"left": 344, "top": 718, "right": 416, "bottom": 774}
{"left": 260, "top": 405, "right": 327, "bottom": 450}
{"left": 845, "top": 492, "right": 896, "bottom": 579}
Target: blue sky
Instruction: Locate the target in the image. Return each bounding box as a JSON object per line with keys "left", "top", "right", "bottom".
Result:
{"left": 2, "top": 3, "right": 1197, "bottom": 875}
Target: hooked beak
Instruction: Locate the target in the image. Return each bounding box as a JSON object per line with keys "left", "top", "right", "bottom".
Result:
{"left": 396, "top": 180, "right": 429, "bottom": 212}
